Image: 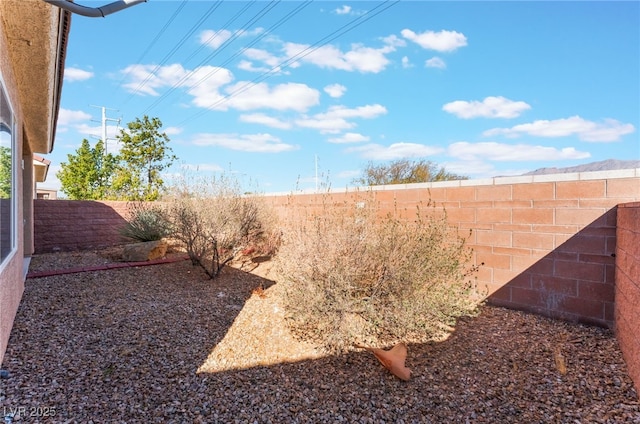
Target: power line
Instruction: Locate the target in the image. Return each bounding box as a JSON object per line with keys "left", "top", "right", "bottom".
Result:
{"left": 181, "top": 0, "right": 257, "bottom": 67}
{"left": 118, "top": 0, "right": 190, "bottom": 105}
{"left": 122, "top": 0, "right": 223, "bottom": 103}
{"left": 130, "top": 1, "right": 189, "bottom": 71}
{"left": 179, "top": 1, "right": 311, "bottom": 98}
{"left": 177, "top": 0, "right": 399, "bottom": 126}
{"left": 141, "top": 1, "right": 313, "bottom": 116}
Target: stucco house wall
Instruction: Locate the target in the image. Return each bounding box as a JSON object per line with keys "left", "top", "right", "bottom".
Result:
{"left": 1, "top": 3, "right": 25, "bottom": 370}
{"left": 0, "top": 0, "right": 69, "bottom": 366}
{"left": 0, "top": 44, "right": 24, "bottom": 368}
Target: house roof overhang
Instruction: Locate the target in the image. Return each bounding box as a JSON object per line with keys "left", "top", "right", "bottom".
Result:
{"left": 33, "top": 154, "right": 51, "bottom": 183}
{"left": 0, "top": 0, "right": 70, "bottom": 154}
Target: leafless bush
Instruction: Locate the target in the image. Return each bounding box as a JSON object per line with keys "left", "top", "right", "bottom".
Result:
{"left": 274, "top": 189, "right": 482, "bottom": 353}
{"left": 162, "top": 174, "right": 277, "bottom": 278}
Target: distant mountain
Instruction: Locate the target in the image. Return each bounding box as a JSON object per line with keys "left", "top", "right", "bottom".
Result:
{"left": 523, "top": 159, "right": 640, "bottom": 176}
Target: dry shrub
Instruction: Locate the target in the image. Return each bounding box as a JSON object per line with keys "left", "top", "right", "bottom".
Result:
{"left": 274, "top": 190, "right": 482, "bottom": 353}
{"left": 162, "top": 174, "right": 278, "bottom": 278}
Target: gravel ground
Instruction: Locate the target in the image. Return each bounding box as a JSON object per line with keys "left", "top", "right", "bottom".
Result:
{"left": 0, "top": 250, "right": 638, "bottom": 423}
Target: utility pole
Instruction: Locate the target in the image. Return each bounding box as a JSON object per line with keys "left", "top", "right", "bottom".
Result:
{"left": 90, "top": 105, "right": 120, "bottom": 155}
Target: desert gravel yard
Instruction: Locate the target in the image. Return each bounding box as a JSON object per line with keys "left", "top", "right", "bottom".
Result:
{"left": 0, "top": 250, "right": 638, "bottom": 423}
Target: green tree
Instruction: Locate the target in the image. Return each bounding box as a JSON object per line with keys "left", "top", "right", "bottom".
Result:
{"left": 353, "top": 159, "right": 468, "bottom": 186}
{"left": 115, "top": 115, "right": 177, "bottom": 201}
{"left": 57, "top": 139, "right": 118, "bottom": 200}
{"left": 0, "top": 146, "right": 11, "bottom": 199}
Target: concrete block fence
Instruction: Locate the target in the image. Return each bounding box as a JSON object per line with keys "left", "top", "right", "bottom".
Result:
{"left": 615, "top": 202, "right": 640, "bottom": 396}
{"left": 32, "top": 169, "right": 640, "bottom": 394}
{"left": 264, "top": 170, "right": 640, "bottom": 328}
{"left": 34, "top": 199, "right": 131, "bottom": 252}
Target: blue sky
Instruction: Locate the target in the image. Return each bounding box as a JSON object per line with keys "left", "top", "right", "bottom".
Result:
{"left": 48, "top": 0, "right": 639, "bottom": 194}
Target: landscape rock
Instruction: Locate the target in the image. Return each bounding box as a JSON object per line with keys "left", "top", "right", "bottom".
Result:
{"left": 122, "top": 240, "right": 167, "bottom": 262}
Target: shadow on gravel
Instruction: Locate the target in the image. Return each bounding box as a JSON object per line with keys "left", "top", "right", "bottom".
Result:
{"left": 0, "top": 260, "right": 638, "bottom": 423}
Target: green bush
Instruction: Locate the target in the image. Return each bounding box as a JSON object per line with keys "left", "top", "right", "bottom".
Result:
{"left": 120, "top": 202, "right": 171, "bottom": 242}
{"left": 274, "top": 190, "right": 482, "bottom": 353}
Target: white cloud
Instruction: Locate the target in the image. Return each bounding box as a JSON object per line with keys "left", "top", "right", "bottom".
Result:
{"left": 76, "top": 122, "right": 122, "bottom": 137}
{"left": 295, "top": 116, "right": 356, "bottom": 134}
{"left": 425, "top": 57, "right": 446, "bottom": 69}
{"left": 218, "top": 82, "right": 320, "bottom": 112}
{"left": 442, "top": 160, "right": 529, "bottom": 179}
{"left": 322, "top": 104, "right": 387, "bottom": 119}
{"left": 64, "top": 67, "right": 94, "bottom": 82}
{"left": 69, "top": 123, "right": 122, "bottom": 154}
{"left": 178, "top": 66, "right": 236, "bottom": 109}
{"left": 296, "top": 104, "right": 387, "bottom": 134}
{"left": 443, "top": 96, "right": 531, "bottom": 119}
{"left": 237, "top": 28, "right": 265, "bottom": 37}
{"left": 199, "top": 28, "right": 264, "bottom": 50}
{"left": 483, "top": 115, "right": 636, "bottom": 142}
{"left": 328, "top": 132, "right": 370, "bottom": 144}
{"left": 381, "top": 34, "right": 406, "bottom": 48}
{"left": 239, "top": 113, "right": 292, "bottom": 129}
{"left": 324, "top": 83, "right": 347, "bottom": 98}
{"left": 343, "top": 44, "right": 394, "bottom": 73}
{"left": 57, "top": 108, "right": 92, "bottom": 125}
{"left": 122, "top": 63, "right": 320, "bottom": 113}
{"left": 192, "top": 133, "right": 298, "bottom": 153}
{"left": 238, "top": 48, "right": 288, "bottom": 74}
{"left": 401, "top": 56, "right": 412, "bottom": 68}
{"left": 346, "top": 143, "right": 444, "bottom": 160}
{"left": 448, "top": 141, "right": 591, "bottom": 161}
{"left": 401, "top": 29, "right": 467, "bottom": 52}
{"left": 237, "top": 60, "right": 270, "bottom": 73}
{"left": 164, "top": 127, "right": 183, "bottom": 135}
{"left": 281, "top": 41, "right": 395, "bottom": 73}
{"left": 335, "top": 5, "right": 351, "bottom": 15}
{"left": 240, "top": 33, "right": 399, "bottom": 74}
{"left": 199, "top": 29, "right": 233, "bottom": 49}
{"left": 442, "top": 160, "right": 500, "bottom": 178}
{"left": 243, "top": 47, "right": 283, "bottom": 69}
{"left": 122, "top": 63, "right": 200, "bottom": 96}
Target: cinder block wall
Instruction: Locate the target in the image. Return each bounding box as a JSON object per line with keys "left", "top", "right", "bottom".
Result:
{"left": 615, "top": 202, "right": 640, "bottom": 396}
{"left": 264, "top": 170, "right": 640, "bottom": 328}
{"left": 31, "top": 171, "right": 640, "bottom": 394}
{"left": 33, "top": 200, "right": 131, "bottom": 253}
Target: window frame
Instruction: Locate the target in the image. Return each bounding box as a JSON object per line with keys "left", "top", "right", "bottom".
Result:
{"left": 0, "top": 73, "right": 17, "bottom": 272}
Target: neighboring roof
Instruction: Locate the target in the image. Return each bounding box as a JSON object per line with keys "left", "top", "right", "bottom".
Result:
{"left": 0, "top": 0, "right": 70, "bottom": 154}
{"left": 33, "top": 154, "right": 51, "bottom": 183}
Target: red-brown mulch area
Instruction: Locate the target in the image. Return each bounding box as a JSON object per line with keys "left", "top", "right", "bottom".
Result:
{"left": 0, "top": 250, "right": 637, "bottom": 423}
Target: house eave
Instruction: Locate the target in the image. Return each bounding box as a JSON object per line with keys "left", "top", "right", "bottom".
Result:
{"left": 33, "top": 154, "right": 51, "bottom": 182}
{"left": 0, "top": 0, "right": 70, "bottom": 154}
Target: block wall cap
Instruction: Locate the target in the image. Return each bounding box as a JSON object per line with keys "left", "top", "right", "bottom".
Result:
{"left": 267, "top": 169, "right": 639, "bottom": 196}
{"left": 618, "top": 202, "right": 640, "bottom": 208}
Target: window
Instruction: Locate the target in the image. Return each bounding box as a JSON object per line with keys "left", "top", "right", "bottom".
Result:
{"left": 0, "top": 78, "right": 15, "bottom": 266}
